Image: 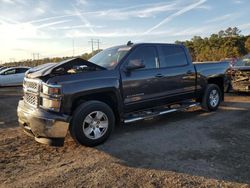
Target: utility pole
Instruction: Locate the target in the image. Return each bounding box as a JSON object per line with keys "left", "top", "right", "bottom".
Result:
{"left": 88, "top": 39, "right": 101, "bottom": 53}
{"left": 9, "top": 58, "right": 15, "bottom": 63}
{"left": 89, "top": 39, "right": 94, "bottom": 53}
{"left": 97, "top": 39, "right": 100, "bottom": 50}
{"left": 32, "top": 53, "right": 40, "bottom": 60}
{"left": 72, "top": 39, "right": 75, "bottom": 57}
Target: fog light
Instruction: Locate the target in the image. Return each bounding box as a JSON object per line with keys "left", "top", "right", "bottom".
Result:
{"left": 41, "top": 98, "right": 61, "bottom": 111}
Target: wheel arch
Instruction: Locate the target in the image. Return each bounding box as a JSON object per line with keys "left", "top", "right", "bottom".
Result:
{"left": 71, "top": 90, "right": 123, "bottom": 124}
{"left": 207, "top": 76, "right": 224, "bottom": 101}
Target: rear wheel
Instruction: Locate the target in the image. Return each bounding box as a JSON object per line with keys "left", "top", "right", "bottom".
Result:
{"left": 70, "top": 101, "right": 115, "bottom": 147}
{"left": 201, "top": 84, "right": 222, "bottom": 111}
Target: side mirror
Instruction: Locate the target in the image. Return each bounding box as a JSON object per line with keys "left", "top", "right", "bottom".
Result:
{"left": 125, "top": 59, "right": 145, "bottom": 71}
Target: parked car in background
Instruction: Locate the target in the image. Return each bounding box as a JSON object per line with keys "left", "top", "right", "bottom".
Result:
{"left": 221, "top": 58, "right": 238, "bottom": 67}
{"left": 0, "top": 67, "right": 30, "bottom": 86}
{"left": 0, "top": 66, "right": 9, "bottom": 72}
{"left": 230, "top": 55, "right": 250, "bottom": 92}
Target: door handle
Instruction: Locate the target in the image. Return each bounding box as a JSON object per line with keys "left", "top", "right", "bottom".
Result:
{"left": 186, "top": 70, "right": 193, "bottom": 75}
{"left": 155, "top": 73, "right": 164, "bottom": 78}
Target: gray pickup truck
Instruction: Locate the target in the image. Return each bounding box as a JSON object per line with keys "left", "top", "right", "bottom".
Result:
{"left": 17, "top": 43, "right": 229, "bottom": 147}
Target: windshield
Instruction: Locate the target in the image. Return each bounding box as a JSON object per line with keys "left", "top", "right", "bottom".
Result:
{"left": 234, "top": 58, "right": 250, "bottom": 67}
{"left": 89, "top": 46, "right": 131, "bottom": 70}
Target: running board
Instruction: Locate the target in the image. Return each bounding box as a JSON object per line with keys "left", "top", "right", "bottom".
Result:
{"left": 124, "top": 102, "right": 200, "bottom": 124}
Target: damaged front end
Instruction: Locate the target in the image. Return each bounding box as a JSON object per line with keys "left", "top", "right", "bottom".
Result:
{"left": 26, "top": 57, "right": 106, "bottom": 79}
{"left": 18, "top": 58, "right": 106, "bottom": 146}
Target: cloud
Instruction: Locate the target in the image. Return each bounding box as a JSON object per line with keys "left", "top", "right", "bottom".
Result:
{"left": 27, "top": 1, "right": 179, "bottom": 23}
{"left": 143, "top": 0, "right": 207, "bottom": 34}
{"left": 72, "top": 5, "right": 96, "bottom": 34}
{"left": 95, "top": 2, "right": 178, "bottom": 20}
{"left": 36, "top": 20, "right": 72, "bottom": 29}
{"left": 76, "top": 0, "right": 88, "bottom": 6}
{"left": 52, "top": 24, "right": 104, "bottom": 30}
{"left": 232, "top": 0, "right": 244, "bottom": 4}
{"left": 0, "top": 21, "right": 50, "bottom": 40}
{"left": 0, "top": 0, "right": 28, "bottom": 6}
{"left": 238, "top": 23, "right": 250, "bottom": 30}
{"left": 1, "top": 0, "right": 15, "bottom": 4}
{"left": 206, "top": 14, "right": 232, "bottom": 23}
{"left": 196, "top": 4, "right": 212, "bottom": 10}
{"left": 64, "top": 26, "right": 211, "bottom": 39}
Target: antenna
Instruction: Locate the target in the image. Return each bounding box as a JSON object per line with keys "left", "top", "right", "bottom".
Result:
{"left": 127, "top": 41, "right": 133, "bottom": 46}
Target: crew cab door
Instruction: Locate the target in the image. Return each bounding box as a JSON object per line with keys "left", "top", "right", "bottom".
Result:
{"left": 157, "top": 45, "right": 196, "bottom": 100}
{"left": 120, "top": 45, "right": 162, "bottom": 111}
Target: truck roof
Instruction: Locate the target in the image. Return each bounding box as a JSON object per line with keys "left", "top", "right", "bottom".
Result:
{"left": 107, "top": 42, "right": 184, "bottom": 51}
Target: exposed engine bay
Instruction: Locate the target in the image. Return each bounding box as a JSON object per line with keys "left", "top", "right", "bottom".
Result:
{"left": 26, "top": 58, "right": 105, "bottom": 79}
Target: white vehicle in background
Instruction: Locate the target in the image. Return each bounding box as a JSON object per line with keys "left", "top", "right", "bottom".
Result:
{"left": 0, "top": 67, "right": 30, "bottom": 87}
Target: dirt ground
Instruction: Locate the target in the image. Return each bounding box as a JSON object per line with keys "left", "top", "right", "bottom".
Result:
{"left": 0, "top": 87, "right": 250, "bottom": 188}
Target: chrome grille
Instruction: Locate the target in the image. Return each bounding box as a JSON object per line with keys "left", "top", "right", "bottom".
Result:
{"left": 23, "top": 78, "right": 41, "bottom": 107}
{"left": 24, "top": 93, "right": 38, "bottom": 107}
{"left": 23, "top": 78, "right": 40, "bottom": 92}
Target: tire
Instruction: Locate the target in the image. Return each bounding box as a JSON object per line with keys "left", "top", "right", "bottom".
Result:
{"left": 70, "top": 100, "right": 115, "bottom": 147}
{"left": 201, "top": 84, "right": 222, "bottom": 111}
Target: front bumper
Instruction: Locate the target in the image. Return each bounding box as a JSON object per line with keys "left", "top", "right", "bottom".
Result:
{"left": 17, "top": 100, "right": 70, "bottom": 146}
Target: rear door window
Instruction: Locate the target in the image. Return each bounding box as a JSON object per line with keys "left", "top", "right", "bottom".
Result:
{"left": 159, "top": 45, "right": 188, "bottom": 68}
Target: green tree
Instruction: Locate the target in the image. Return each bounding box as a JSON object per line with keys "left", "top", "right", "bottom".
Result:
{"left": 245, "top": 37, "right": 250, "bottom": 53}
{"left": 176, "top": 27, "right": 247, "bottom": 62}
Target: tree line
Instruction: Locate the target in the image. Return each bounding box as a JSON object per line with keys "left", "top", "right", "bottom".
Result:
{"left": 176, "top": 27, "right": 250, "bottom": 61}
{"left": 3, "top": 50, "right": 102, "bottom": 67}
{"left": 3, "top": 27, "right": 250, "bottom": 67}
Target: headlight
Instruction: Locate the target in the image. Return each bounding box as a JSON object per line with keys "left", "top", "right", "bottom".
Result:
{"left": 42, "top": 84, "right": 61, "bottom": 96}
{"left": 41, "top": 83, "right": 62, "bottom": 112}
{"left": 41, "top": 98, "right": 61, "bottom": 112}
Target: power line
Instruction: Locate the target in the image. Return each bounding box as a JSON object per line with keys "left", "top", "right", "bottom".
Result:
{"left": 72, "top": 39, "right": 75, "bottom": 57}
{"left": 88, "top": 39, "right": 101, "bottom": 53}
{"left": 9, "top": 58, "right": 15, "bottom": 63}
{"left": 32, "top": 53, "right": 40, "bottom": 60}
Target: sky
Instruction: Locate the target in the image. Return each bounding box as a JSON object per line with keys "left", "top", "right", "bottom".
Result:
{"left": 0, "top": 0, "right": 250, "bottom": 63}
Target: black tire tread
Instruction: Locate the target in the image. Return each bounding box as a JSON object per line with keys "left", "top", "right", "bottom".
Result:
{"left": 70, "top": 100, "right": 115, "bottom": 147}
{"left": 201, "top": 84, "right": 222, "bottom": 112}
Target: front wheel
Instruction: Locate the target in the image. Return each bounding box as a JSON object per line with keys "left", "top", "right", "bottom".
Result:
{"left": 70, "top": 101, "right": 115, "bottom": 147}
{"left": 201, "top": 84, "right": 222, "bottom": 111}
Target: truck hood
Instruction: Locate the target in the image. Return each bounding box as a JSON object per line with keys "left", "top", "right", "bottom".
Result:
{"left": 26, "top": 58, "right": 106, "bottom": 79}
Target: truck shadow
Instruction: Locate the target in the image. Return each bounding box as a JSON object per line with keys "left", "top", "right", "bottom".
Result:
{"left": 96, "top": 101, "right": 250, "bottom": 184}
